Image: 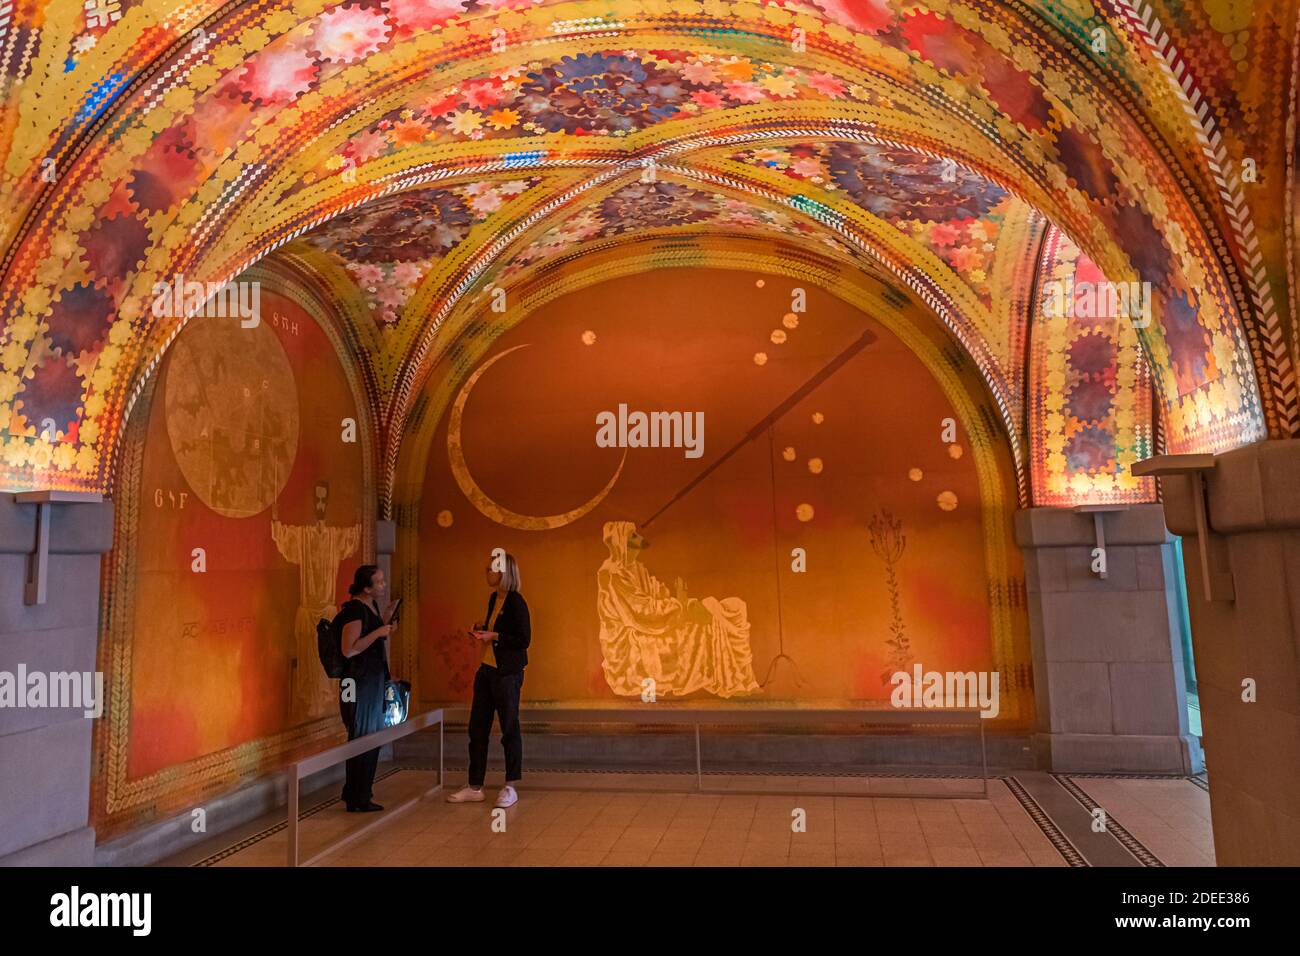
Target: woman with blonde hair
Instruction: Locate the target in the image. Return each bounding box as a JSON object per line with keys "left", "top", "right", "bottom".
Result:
{"left": 447, "top": 551, "right": 531, "bottom": 808}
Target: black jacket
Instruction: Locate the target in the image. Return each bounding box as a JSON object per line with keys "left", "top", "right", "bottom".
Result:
{"left": 484, "top": 590, "right": 530, "bottom": 674}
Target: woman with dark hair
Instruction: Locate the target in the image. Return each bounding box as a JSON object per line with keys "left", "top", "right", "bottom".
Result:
{"left": 447, "top": 552, "right": 530, "bottom": 808}
{"left": 336, "top": 564, "right": 396, "bottom": 812}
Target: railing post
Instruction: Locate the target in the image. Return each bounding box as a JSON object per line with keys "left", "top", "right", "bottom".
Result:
{"left": 694, "top": 723, "right": 702, "bottom": 791}
{"left": 287, "top": 765, "right": 300, "bottom": 867}
{"left": 979, "top": 718, "right": 988, "bottom": 797}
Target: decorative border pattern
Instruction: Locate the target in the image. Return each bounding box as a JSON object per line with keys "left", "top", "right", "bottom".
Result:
{"left": 1108, "top": 0, "right": 1297, "bottom": 437}
{"left": 1051, "top": 772, "right": 1165, "bottom": 867}
{"left": 192, "top": 766, "right": 404, "bottom": 867}
{"left": 1027, "top": 225, "right": 1157, "bottom": 506}
{"left": 1004, "top": 775, "right": 1089, "bottom": 867}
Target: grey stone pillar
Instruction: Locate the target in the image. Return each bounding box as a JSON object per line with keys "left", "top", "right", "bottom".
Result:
{"left": 0, "top": 495, "right": 114, "bottom": 866}
{"left": 1156, "top": 438, "right": 1300, "bottom": 865}
{"left": 1015, "top": 504, "right": 1201, "bottom": 775}
{"left": 375, "top": 518, "right": 396, "bottom": 585}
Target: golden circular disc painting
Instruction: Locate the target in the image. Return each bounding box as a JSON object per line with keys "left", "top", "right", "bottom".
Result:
{"left": 164, "top": 317, "right": 299, "bottom": 518}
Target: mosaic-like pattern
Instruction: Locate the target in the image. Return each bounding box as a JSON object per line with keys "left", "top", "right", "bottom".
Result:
{"left": 730, "top": 143, "right": 1011, "bottom": 309}
{"left": 0, "top": 0, "right": 1286, "bottom": 503}
{"left": 0, "top": 0, "right": 1284, "bottom": 857}
{"left": 1029, "top": 227, "right": 1157, "bottom": 506}
{"left": 303, "top": 179, "right": 537, "bottom": 326}
{"left": 322, "top": 48, "right": 861, "bottom": 162}
{"left": 495, "top": 178, "right": 852, "bottom": 284}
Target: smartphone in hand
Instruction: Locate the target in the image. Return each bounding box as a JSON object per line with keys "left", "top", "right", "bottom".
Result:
{"left": 387, "top": 598, "right": 403, "bottom": 625}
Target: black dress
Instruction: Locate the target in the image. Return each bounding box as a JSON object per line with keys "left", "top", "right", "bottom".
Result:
{"left": 336, "top": 597, "right": 389, "bottom": 807}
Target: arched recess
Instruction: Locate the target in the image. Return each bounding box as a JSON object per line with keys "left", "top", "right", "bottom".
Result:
{"left": 0, "top": 0, "right": 1273, "bottom": 497}
{"left": 253, "top": 245, "right": 390, "bottom": 422}
{"left": 388, "top": 235, "right": 1034, "bottom": 725}
{"left": 90, "top": 260, "right": 378, "bottom": 839}
{"left": 254, "top": 158, "right": 1043, "bottom": 510}
{"left": 375, "top": 161, "right": 1036, "bottom": 502}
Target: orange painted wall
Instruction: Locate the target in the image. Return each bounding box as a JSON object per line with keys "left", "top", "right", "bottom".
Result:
{"left": 418, "top": 269, "right": 1021, "bottom": 704}
{"left": 114, "top": 291, "right": 364, "bottom": 784}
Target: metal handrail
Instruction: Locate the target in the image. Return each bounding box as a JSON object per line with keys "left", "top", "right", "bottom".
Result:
{"left": 430, "top": 703, "right": 989, "bottom": 799}
{"left": 284, "top": 708, "right": 444, "bottom": 866}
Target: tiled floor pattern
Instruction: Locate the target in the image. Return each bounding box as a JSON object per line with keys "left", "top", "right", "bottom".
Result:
{"left": 433, "top": 766, "right": 991, "bottom": 796}
{"left": 1063, "top": 774, "right": 1216, "bottom": 867}
{"left": 177, "top": 767, "right": 1216, "bottom": 868}
{"left": 201, "top": 768, "right": 1067, "bottom": 867}
{"left": 183, "top": 767, "right": 418, "bottom": 867}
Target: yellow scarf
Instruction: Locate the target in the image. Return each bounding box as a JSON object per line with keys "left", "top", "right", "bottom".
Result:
{"left": 479, "top": 592, "right": 507, "bottom": 667}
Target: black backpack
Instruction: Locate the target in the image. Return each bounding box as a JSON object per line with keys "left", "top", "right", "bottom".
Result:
{"left": 317, "top": 615, "right": 347, "bottom": 679}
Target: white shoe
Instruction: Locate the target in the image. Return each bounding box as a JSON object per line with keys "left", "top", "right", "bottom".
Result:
{"left": 495, "top": 785, "right": 519, "bottom": 808}
{"left": 446, "top": 785, "right": 485, "bottom": 803}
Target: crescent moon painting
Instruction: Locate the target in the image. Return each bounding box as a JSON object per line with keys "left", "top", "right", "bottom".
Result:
{"left": 447, "top": 344, "right": 626, "bottom": 531}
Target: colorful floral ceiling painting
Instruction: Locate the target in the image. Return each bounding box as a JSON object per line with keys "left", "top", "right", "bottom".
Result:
{"left": 0, "top": 0, "right": 1293, "bottom": 503}
{"left": 300, "top": 178, "right": 539, "bottom": 327}
{"left": 730, "top": 143, "right": 1010, "bottom": 308}
{"left": 1029, "top": 226, "right": 1157, "bottom": 506}
{"left": 723, "top": 139, "right": 1050, "bottom": 412}
{"left": 492, "top": 178, "right": 856, "bottom": 285}
{"left": 318, "top": 46, "right": 867, "bottom": 164}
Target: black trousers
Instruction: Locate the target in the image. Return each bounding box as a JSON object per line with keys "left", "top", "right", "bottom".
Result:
{"left": 339, "top": 675, "right": 384, "bottom": 806}
{"left": 467, "top": 664, "right": 524, "bottom": 786}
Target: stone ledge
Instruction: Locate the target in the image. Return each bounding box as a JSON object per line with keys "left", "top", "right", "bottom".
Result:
{"left": 1159, "top": 439, "right": 1300, "bottom": 535}
{"left": 1035, "top": 731, "right": 1202, "bottom": 775}
{"left": 1014, "top": 505, "right": 1171, "bottom": 548}
{"left": 0, "top": 825, "right": 94, "bottom": 867}
{"left": 0, "top": 497, "right": 114, "bottom": 555}
{"left": 0, "top": 717, "right": 93, "bottom": 858}
{"left": 94, "top": 760, "right": 354, "bottom": 867}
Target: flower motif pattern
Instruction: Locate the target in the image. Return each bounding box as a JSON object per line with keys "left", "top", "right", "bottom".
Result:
{"left": 516, "top": 54, "right": 689, "bottom": 135}
{"left": 496, "top": 180, "right": 853, "bottom": 284}
{"left": 304, "top": 180, "right": 536, "bottom": 326}
{"left": 1030, "top": 230, "right": 1156, "bottom": 505}
{"left": 327, "top": 49, "right": 860, "bottom": 168}
{"left": 0, "top": 0, "right": 1264, "bottom": 496}
{"left": 733, "top": 143, "right": 1010, "bottom": 308}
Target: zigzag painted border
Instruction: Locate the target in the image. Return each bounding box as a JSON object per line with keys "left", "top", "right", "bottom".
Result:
{"left": 1108, "top": 0, "right": 1300, "bottom": 438}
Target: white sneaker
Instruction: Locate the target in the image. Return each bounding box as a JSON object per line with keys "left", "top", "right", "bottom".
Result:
{"left": 446, "top": 785, "right": 485, "bottom": 803}
{"left": 495, "top": 785, "right": 519, "bottom": 808}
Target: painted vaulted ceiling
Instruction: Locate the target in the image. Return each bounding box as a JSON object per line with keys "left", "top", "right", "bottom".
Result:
{"left": 0, "top": 0, "right": 1296, "bottom": 510}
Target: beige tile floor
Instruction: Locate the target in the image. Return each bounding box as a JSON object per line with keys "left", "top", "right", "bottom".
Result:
{"left": 210, "top": 769, "right": 1069, "bottom": 867}
{"left": 1066, "top": 775, "right": 1216, "bottom": 867}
